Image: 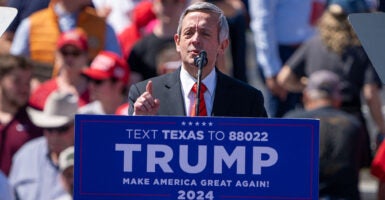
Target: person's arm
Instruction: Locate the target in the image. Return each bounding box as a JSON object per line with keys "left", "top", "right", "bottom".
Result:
{"left": 0, "top": 32, "right": 14, "bottom": 54}
{"left": 249, "top": 0, "right": 280, "bottom": 78}
{"left": 128, "top": 80, "right": 160, "bottom": 116}
{"left": 0, "top": 171, "right": 15, "bottom": 200}
{"left": 277, "top": 65, "right": 306, "bottom": 93}
{"left": 249, "top": 0, "right": 287, "bottom": 99}
{"left": 9, "top": 18, "right": 30, "bottom": 56}
{"left": 363, "top": 83, "right": 385, "bottom": 135}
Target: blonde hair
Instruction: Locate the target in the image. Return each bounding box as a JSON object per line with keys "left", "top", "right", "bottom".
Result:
{"left": 317, "top": 4, "right": 360, "bottom": 55}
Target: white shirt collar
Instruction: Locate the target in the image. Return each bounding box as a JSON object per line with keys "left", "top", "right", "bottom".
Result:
{"left": 180, "top": 66, "right": 216, "bottom": 116}
{"left": 180, "top": 67, "right": 216, "bottom": 96}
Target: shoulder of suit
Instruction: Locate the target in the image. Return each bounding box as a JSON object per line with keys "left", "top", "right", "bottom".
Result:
{"left": 134, "top": 71, "right": 176, "bottom": 89}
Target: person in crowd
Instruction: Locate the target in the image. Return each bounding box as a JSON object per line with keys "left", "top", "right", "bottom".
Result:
{"left": 80, "top": 51, "right": 130, "bottom": 115}
{"left": 277, "top": 2, "right": 384, "bottom": 168}
{"left": 0, "top": 54, "right": 43, "bottom": 176}
{"left": 29, "top": 28, "right": 90, "bottom": 110}
{"left": 127, "top": 0, "right": 187, "bottom": 83}
{"left": 248, "top": 0, "right": 316, "bottom": 117}
{"left": 155, "top": 43, "right": 181, "bottom": 75}
{"left": 92, "top": 0, "right": 140, "bottom": 35}
{"left": 9, "top": 91, "right": 78, "bottom": 200}
{"left": 118, "top": 1, "right": 156, "bottom": 60}
{"left": 54, "top": 146, "right": 75, "bottom": 200}
{"left": 203, "top": 0, "right": 248, "bottom": 82}
{"left": 379, "top": 0, "right": 385, "bottom": 11}
{"left": 0, "top": 0, "right": 50, "bottom": 54}
{"left": 327, "top": 0, "right": 377, "bottom": 12}
{"left": 128, "top": 2, "right": 267, "bottom": 117}
{"left": 372, "top": 139, "right": 385, "bottom": 200}
{"left": 0, "top": 170, "right": 15, "bottom": 200}
{"left": 10, "top": 0, "right": 121, "bottom": 74}
{"left": 284, "top": 70, "right": 363, "bottom": 200}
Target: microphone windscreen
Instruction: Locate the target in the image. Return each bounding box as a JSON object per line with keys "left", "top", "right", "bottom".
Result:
{"left": 194, "top": 50, "right": 208, "bottom": 67}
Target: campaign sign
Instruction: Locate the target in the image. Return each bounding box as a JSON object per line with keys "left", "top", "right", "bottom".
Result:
{"left": 74, "top": 115, "right": 319, "bottom": 200}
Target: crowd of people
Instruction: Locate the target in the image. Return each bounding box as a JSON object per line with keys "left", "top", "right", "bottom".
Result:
{"left": 0, "top": 0, "right": 384, "bottom": 199}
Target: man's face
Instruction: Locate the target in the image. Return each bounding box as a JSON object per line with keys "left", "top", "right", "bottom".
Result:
{"left": 44, "top": 123, "right": 74, "bottom": 155}
{"left": 56, "top": 45, "right": 88, "bottom": 75}
{"left": 175, "top": 11, "right": 228, "bottom": 78}
{"left": 88, "top": 78, "right": 122, "bottom": 104}
{"left": 1, "top": 68, "right": 32, "bottom": 107}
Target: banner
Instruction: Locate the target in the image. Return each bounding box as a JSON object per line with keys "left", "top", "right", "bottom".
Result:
{"left": 74, "top": 115, "right": 319, "bottom": 200}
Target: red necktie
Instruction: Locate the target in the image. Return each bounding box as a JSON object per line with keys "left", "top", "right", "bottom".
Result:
{"left": 190, "top": 83, "right": 207, "bottom": 116}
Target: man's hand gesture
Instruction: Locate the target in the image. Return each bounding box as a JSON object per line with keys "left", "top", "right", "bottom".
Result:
{"left": 133, "top": 80, "right": 160, "bottom": 115}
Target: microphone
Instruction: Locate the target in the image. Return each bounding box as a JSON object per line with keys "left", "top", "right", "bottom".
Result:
{"left": 194, "top": 50, "right": 207, "bottom": 116}
{"left": 194, "top": 50, "right": 208, "bottom": 68}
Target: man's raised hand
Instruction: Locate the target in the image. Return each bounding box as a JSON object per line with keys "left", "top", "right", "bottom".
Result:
{"left": 133, "top": 80, "right": 160, "bottom": 115}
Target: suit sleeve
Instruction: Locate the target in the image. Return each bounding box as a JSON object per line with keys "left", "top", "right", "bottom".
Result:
{"left": 255, "top": 90, "right": 268, "bottom": 117}
{"left": 128, "top": 83, "right": 142, "bottom": 115}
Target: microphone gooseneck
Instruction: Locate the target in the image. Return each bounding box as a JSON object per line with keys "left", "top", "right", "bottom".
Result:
{"left": 194, "top": 50, "right": 207, "bottom": 116}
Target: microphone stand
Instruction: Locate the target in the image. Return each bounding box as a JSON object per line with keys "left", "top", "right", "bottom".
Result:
{"left": 196, "top": 62, "right": 203, "bottom": 116}
{"left": 194, "top": 51, "right": 207, "bottom": 116}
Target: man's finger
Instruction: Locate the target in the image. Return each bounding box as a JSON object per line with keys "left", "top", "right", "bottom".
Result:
{"left": 146, "top": 80, "right": 153, "bottom": 95}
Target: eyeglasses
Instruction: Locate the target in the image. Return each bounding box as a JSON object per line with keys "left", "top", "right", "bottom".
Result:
{"left": 60, "top": 50, "right": 82, "bottom": 57}
{"left": 45, "top": 124, "right": 72, "bottom": 134}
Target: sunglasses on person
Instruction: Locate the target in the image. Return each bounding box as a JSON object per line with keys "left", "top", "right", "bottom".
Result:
{"left": 89, "top": 78, "right": 107, "bottom": 86}
{"left": 88, "top": 77, "right": 117, "bottom": 86}
{"left": 60, "top": 50, "right": 82, "bottom": 57}
{"left": 45, "top": 123, "right": 73, "bottom": 134}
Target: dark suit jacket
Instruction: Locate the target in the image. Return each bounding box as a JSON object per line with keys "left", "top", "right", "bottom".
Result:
{"left": 128, "top": 68, "right": 267, "bottom": 117}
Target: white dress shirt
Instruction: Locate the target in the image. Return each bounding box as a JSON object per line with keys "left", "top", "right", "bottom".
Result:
{"left": 180, "top": 67, "right": 216, "bottom": 116}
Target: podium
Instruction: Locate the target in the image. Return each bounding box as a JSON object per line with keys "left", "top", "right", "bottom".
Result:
{"left": 74, "top": 115, "right": 319, "bottom": 200}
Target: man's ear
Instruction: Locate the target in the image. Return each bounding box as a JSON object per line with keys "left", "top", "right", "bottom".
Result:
{"left": 218, "top": 39, "right": 229, "bottom": 55}
{"left": 174, "top": 34, "right": 180, "bottom": 53}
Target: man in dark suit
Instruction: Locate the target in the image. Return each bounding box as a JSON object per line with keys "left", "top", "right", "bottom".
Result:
{"left": 128, "top": 2, "right": 267, "bottom": 117}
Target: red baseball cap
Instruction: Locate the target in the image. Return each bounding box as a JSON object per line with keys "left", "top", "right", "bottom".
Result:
{"left": 57, "top": 28, "right": 88, "bottom": 51}
{"left": 82, "top": 51, "right": 129, "bottom": 84}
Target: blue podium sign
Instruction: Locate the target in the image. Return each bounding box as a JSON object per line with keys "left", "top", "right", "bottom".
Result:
{"left": 74, "top": 115, "right": 319, "bottom": 200}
